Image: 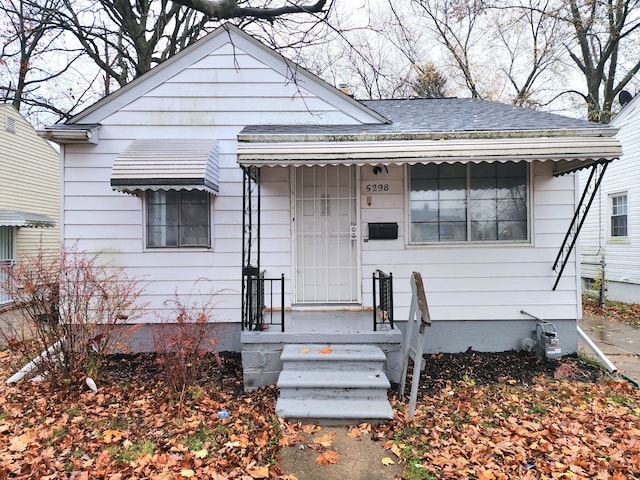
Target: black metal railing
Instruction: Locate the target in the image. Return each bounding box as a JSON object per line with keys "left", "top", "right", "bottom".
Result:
{"left": 372, "top": 269, "right": 394, "bottom": 331}
{"left": 241, "top": 267, "right": 285, "bottom": 331}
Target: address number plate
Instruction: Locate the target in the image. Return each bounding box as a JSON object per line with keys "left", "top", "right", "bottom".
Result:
{"left": 364, "top": 183, "right": 392, "bottom": 193}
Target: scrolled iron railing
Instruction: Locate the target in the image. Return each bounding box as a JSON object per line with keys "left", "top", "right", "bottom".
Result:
{"left": 372, "top": 269, "right": 394, "bottom": 331}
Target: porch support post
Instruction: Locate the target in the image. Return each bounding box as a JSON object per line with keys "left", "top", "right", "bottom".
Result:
{"left": 241, "top": 167, "right": 262, "bottom": 330}
{"left": 241, "top": 168, "right": 250, "bottom": 330}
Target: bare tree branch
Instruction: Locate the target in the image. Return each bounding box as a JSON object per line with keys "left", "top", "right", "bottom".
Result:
{"left": 171, "top": 0, "right": 327, "bottom": 20}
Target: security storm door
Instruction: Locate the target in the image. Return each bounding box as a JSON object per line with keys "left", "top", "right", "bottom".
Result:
{"left": 294, "top": 165, "right": 359, "bottom": 304}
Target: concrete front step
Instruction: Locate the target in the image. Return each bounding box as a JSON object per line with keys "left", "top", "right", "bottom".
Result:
{"left": 280, "top": 343, "right": 387, "bottom": 371}
{"left": 275, "top": 398, "right": 394, "bottom": 425}
{"left": 278, "top": 369, "right": 390, "bottom": 399}
{"left": 276, "top": 343, "right": 394, "bottom": 424}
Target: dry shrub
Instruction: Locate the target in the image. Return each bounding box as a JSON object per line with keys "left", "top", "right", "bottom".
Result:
{"left": 153, "top": 288, "right": 222, "bottom": 400}
{"left": 0, "top": 245, "right": 146, "bottom": 389}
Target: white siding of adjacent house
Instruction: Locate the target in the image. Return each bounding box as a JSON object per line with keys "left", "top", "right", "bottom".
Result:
{"left": 63, "top": 40, "right": 370, "bottom": 324}
{"left": 580, "top": 98, "right": 640, "bottom": 300}
{"left": 0, "top": 105, "right": 60, "bottom": 258}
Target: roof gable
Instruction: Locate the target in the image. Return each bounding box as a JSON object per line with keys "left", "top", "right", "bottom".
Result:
{"left": 67, "top": 24, "right": 386, "bottom": 126}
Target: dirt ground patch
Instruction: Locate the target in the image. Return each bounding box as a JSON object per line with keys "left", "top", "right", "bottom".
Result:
{"left": 407, "top": 350, "right": 604, "bottom": 397}
{"left": 277, "top": 425, "right": 404, "bottom": 480}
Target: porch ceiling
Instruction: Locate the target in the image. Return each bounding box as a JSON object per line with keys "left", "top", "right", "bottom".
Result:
{"left": 236, "top": 134, "right": 621, "bottom": 176}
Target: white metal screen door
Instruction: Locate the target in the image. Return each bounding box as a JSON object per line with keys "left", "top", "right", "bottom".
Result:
{"left": 294, "top": 165, "right": 359, "bottom": 303}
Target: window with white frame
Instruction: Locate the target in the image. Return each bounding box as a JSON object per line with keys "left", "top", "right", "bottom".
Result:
{"left": 409, "top": 162, "right": 528, "bottom": 243}
{"left": 146, "top": 190, "right": 210, "bottom": 248}
{"left": 610, "top": 193, "right": 628, "bottom": 238}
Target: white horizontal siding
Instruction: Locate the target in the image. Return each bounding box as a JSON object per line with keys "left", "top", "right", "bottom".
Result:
{"left": 186, "top": 47, "right": 274, "bottom": 68}
{"left": 62, "top": 35, "right": 363, "bottom": 322}
{"left": 580, "top": 99, "right": 640, "bottom": 288}
{"left": 149, "top": 82, "right": 317, "bottom": 99}
{"left": 127, "top": 96, "right": 335, "bottom": 113}
{"left": 106, "top": 110, "right": 353, "bottom": 127}
{"left": 63, "top": 32, "right": 582, "bottom": 327}
{"left": 353, "top": 161, "right": 579, "bottom": 321}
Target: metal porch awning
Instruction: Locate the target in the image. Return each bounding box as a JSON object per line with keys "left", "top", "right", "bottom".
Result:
{"left": 237, "top": 135, "right": 621, "bottom": 176}
{"left": 0, "top": 209, "right": 55, "bottom": 228}
{"left": 111, "top": 139, "right": 220, "bottom": 194}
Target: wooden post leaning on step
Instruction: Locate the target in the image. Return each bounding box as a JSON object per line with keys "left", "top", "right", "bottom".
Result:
{"left": 399, "top": 271, "right": 432, "bottom": 419}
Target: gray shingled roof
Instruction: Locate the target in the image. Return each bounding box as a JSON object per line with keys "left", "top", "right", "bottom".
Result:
{"left": 240, "top": 97, "right": 602, "bottom": 136}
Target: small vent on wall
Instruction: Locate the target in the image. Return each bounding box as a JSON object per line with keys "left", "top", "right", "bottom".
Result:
{"left": 6, "top": 116, "right": 16, "bottom": 133}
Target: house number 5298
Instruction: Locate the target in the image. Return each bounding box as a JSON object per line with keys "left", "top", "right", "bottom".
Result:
{"left": 364, "top": 183, "right": 390, "bottom": 192}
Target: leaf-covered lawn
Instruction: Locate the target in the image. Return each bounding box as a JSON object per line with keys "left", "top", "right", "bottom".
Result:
{"left": 1, "top": 349, "right": 640, "bottom": 479}
{"left": 385, "top": 379, "right": 640, "bottom": 479}
{"left": 583, "top": 295, "right": 640, "bottom": 327}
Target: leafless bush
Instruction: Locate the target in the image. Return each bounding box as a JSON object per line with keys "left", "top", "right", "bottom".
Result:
{"left": 153, "top": 286, "right": 222, "bottom": 401}
{"left": 0, "top": 245, "right": 146, "bottom": 389}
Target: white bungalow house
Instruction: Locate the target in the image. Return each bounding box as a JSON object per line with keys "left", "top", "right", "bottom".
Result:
{"left": 0, "top": 104, "right": 59, "bottom": 307}
{"left": 41, "top": 24, "right": 620, "bottom": 413}
{"left": 580, "top": 92, "right": 640, "bottom": 303}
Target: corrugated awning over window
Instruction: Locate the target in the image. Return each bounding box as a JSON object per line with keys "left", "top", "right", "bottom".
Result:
{"left": 237, "top": 135, "right": 621, "bottom": 176}
{"left": 0, "top": 209, "right": 55, "bottom": 228}
{"left": 111, "top": 139, "right": 219, "bottom": 194}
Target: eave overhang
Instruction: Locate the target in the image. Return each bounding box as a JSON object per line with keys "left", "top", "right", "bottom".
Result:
{"left": 37, "top": 124, "right": 101, "bottom": 144}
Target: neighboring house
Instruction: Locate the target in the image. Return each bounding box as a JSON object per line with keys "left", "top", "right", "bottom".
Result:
{"left": 0, "top": 104, "right": 59, "bottom": 306}
{"left": 40, "top": 24, "right": 620, "bottom": 391}
{"left": 580, "top": 92, "right": 640, "bottom": 304}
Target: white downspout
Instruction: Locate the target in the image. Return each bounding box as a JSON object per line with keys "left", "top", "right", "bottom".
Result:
{"left": 577, "top": 325, "right": 617, "bottom": 373}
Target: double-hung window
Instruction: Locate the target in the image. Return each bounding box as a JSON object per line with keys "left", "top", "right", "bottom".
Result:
{"left": 146, "top": 190, "right": 210, "bottom": 248}
{"left": 410, "top": 162, "right": 528, "bottom": 243}
{"left": 610, "top": 193, "right": 628, "bottom": 238}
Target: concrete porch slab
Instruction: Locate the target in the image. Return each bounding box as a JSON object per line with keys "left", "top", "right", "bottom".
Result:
{"left": 241, "top": 311, "right": 403, "bottom": 390}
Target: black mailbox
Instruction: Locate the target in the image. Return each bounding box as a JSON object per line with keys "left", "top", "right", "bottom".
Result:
{"left": 368, "top": 222, "right": 398, "bottom": 240}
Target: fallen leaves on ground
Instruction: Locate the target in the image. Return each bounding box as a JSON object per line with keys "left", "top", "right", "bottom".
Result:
{"left": 314, "top": 432, "right": 336, "bottom": 447}
{"left": 1, "top": 348, "right": 640, "bottom": 478}
{"left": 382, "top": 378, "right": 640, "bottom": 478}
{"left": 0, "top": 351, "right": 284, "bottom": 479}
{"left": 315, "top": 450, "right": 339, "bottom": 465}
{"left": 583, "top": 295, "right": 640, "bottom": 327}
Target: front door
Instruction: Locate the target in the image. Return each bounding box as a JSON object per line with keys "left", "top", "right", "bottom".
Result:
{"left": 294, "top": 165, "right": 359, "bottom": 304}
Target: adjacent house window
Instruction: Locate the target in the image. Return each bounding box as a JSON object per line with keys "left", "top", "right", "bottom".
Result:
{"left": 409, "top": 162, "right": 528, "bottom": 243}
{"left": 610, "top": 193, "right": 628, "bottom": 238}
{"left": 0, "top": 226, "right": 16, "bottom": 304}
{"left": 146, "top": 190, "right": 210, "bottom": 248}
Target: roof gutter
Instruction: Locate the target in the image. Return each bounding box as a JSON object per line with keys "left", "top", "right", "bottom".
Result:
{"left": 37, "top": 125, "right": 101, "bottom": 144}
{"left": 238, "top": 127, "right": 619, "bottom": 144}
